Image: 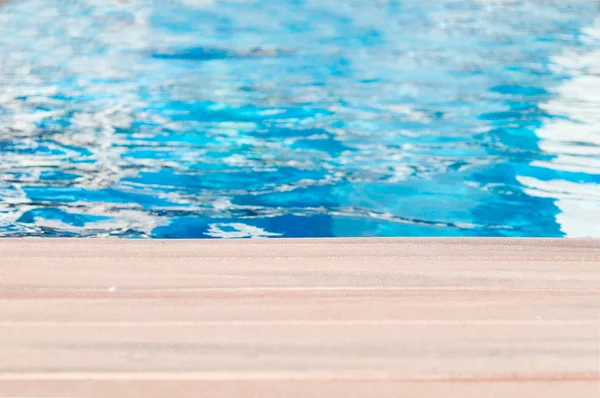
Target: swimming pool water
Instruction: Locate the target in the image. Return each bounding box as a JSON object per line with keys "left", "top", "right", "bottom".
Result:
{"left": 1, "top": 0, "right": 599, "bottom": 238}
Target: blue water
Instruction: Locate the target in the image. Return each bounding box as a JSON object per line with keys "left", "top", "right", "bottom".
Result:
{"left": 1, "top": 0, "right": 599, "bottom": 238}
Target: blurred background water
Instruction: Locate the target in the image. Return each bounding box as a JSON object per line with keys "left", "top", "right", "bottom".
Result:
{"left": 0, "top": 0, "right": 599, "bottom": 238}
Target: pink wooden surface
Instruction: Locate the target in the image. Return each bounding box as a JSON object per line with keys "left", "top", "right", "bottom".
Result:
{"left": 0, "top": 238, "right": 599, "bottom": 397}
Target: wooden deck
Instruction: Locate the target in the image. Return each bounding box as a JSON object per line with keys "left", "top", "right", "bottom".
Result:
{"left": 0, "top": 238, "right": 599, "bottom": 397}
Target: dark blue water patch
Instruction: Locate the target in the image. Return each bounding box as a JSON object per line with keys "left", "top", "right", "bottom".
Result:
{"left": 150, "top": 47, "right": 293, "bottom": 61}
{"left": 151, "top": 47, "right": 234, "bottom": 61}
{"left": 480, "top": 127, "right": 543, "bottom": 155}
{"left": 491, "top": 85, "right": 548, "bottom": 96}
{"left": 522, "top": 164, "right": 600, "bottom": 185}
{"left": 247, "top": 214, "right": 335, "bottom": 237}
{"left": 478, "top": 110, "right": 547, "bottom": 126}
{"left": 233, "top": 184, "right": 339, "bottom": 209}
{"left": 151, "top": 213, "right": 334, "bottom": 238}
{"left": 122, "top": 148, "right": 183, "bottom": 160}
{"left": 150, "top": 212, "right": 484, "bottom": 238}
{"left": 69, "top": 158, "right": 98, "bottom": 165}
{"left": 291, "top": 136, "right": 354, "bottom": 154}
{"left": 149, "top": 101, "right": 331, "bottom": 124}
{"left": 470, "top": 162, "right": 563, "bottom": 237}
{"left": 471, "top": 195, "right": 562, "bottom": 237}
{"left": 17, "top": 207, "right": 111, "bottom": 227}
{"left": 39, "top": 171, "right": 81, "bottom": 181}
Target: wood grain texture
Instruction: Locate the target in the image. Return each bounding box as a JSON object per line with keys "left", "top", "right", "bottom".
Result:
{"left": 0, "top": 238, "right": 599, "bottom": 397}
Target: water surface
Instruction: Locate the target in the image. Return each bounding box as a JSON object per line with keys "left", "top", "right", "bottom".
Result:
{"left": 1, "top": 0, "right": 599, "bottom": 237}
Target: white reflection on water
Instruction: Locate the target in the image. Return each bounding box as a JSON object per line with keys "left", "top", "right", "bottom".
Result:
{"left": 518, "top": 19, "right": 600, "bottom": 237}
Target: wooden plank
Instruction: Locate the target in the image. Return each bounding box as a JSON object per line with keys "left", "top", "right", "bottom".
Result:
{"left": 0, "top": 238, "right": 598, "bottom": 397}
